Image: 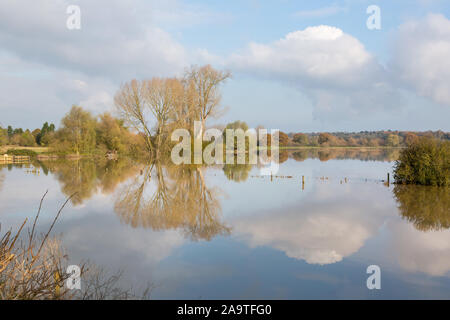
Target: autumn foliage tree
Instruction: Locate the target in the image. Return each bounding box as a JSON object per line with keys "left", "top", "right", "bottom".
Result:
{"left": 114, "top": 65, "right": 231, "bottom": 156}
{"left": 278, "top": 131, "right": 290, "bottom": 146}
{"left": 293, "top": 133, "right": 308, "bottom": 145}
{"left": 394, "top": 138, "right": 449, "bottom": 186}
{"left": 57, "top": 105, "right": 97, "bottom": 155}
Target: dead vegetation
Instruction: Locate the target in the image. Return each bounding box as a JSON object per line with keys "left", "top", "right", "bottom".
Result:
{"left": 0, "top": 191, "right": 153, "bottom": 300}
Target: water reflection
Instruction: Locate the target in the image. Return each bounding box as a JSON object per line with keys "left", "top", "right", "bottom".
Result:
{"left": 290, "top": 148, "right": 400, "bottom": 162}
{"left": 114, "top": 161, "right": 230, "bottom": 241}
{"left": 36, "top": 158, "right": 141, "bottom": 205}
{"left": 393, "top": 185, "right": 450, "bottom": 231}
{"left": 232, "top": 186, "right": 390, "bottom": 265}
{"left": 223, "top": 164, "right": 252, "bottom": 182}
{"left": 1, "top": 148, "right": 450, "bottom": 298}
{"left": 0, "top": 171, "right": 4, "bottom": 191}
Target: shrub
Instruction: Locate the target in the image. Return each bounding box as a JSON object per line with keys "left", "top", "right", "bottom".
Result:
{"left": 394, "top": 138, "right": 449, "bottom": 186}
{"left": 6, "top": 149, "right": 37, "bottom": 157}
{"left": 1, "top": 192, "right": 152, "bottom": 300}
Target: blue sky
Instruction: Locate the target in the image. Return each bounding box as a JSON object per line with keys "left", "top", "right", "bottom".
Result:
{"left": 0, "top": 0, "right": 449, "bottom": 132}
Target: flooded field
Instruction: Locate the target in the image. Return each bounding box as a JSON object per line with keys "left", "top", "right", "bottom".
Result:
{"left": 1, "top": 148, "right": 449, "bottom": 299}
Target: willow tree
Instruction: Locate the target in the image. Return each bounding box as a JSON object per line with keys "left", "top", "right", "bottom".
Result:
{"left": 184, "top": 65, "right": 231, "bottom": 136}
{"left": 114, "top": 65, "right": 230, "bottom": 156}
{"left": 114, "top": 80, "right": 154, "bottom": 153}
{"left": 142, "top": 78, "right": 186, "bottom": 155}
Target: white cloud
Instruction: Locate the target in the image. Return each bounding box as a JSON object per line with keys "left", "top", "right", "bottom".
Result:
{"left": 0, "top": 0, "right": 194, "bottom": 127}
{"left": 0, "top": 0, "right": 187, "bottom": 79}
{"left": 228, "top": 25, "right": 400, "bottom": 120}
{"left": 392, "top": 13, "right": 450, "bottom": 106}
{"left": 230, "top": 26, "right": 372, "bottom": 86}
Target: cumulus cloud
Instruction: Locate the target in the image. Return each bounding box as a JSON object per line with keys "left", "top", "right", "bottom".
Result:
{"left": 392, "top": 13, "right": 450, "bottom": 106}
{"left": 1, "top": 1, "right": 448, "bottom": 129}
{"left": 229, "top": 26, "right": 401, "bottom": 120}
{"left": 0, "top": 0, "right": 192, "bottom": 127}
{"left": 0, "top": 0, "right": 187, "bottom": 79}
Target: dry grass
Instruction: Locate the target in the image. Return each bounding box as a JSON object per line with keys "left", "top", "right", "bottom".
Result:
{"left": 0, "top": 192, "right": 76, "bottom": 299}
{"left": 0, "top": 191, "right": 153, "bottom": 300}
{"left": 0, "top": 145, "right": 49, "bottom": 154}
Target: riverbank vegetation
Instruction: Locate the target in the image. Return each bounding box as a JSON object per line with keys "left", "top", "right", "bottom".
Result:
{"left": 285, "top": 130, "right": 449, "bottom": 148}
{"left": 0, "top": 192, "right": 152, "bottom": 299}
{"left": 1, "top": 64, "right": 448, "bottom": 158}
{"left": 394, "top": 138, "right": 449, "bottom": 186}
{"left": 0, "top": 193, "right": 77, "bottom": 299}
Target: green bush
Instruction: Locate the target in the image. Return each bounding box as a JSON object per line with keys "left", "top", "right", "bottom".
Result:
{"left": 6, "top": 149, "right": 37, "bottom": 157}
{"left": 394, "top": 138, "right": 449, "bottom": 186}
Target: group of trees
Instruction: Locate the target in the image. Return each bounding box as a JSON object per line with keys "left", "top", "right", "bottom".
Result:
{"left": 0, "top": 106, "right": 147, "bottom": 156}
{"left": 3, "top": 63, "right": 448, "bottom": 158}
{"left": 114, "top": 65, "right": 231, "bottom": 156}
{"left": 216, "top": 127, "right": 449, "bottom": 149}
{"left": 0, "top": 123, "right": 55, "bottom": 147}
{"left": 51, "top": 106, "right": 146, "bottom": 156}
{"left": 2, "top": 65, "right": 231, "bottom": 157}
{"left": 287, "top": 130, "right": 449, "bottom": 148}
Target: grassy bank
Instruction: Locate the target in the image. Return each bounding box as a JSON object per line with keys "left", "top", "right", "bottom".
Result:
{"left": 0, "top": 145, "right": 49, "bottom": 154}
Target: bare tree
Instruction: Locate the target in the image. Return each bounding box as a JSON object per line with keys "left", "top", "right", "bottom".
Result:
{"left": 142, "top": 78, "right": 185, "bottom": 153}
{"left": 114, "top": 65, "right": 231, "bottom": 155}
{"left": 184, "top": 65, "right": 231, "bottom": 136}
{"left": 114, "top": 80, "right": 154, "bottom": 153}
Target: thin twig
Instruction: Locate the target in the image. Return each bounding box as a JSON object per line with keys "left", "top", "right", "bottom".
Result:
{"left": 29, "top": 190, "right": 49, "bottom": 250}
{"left": 32, "top": 192, "right": 77, "bottom": 265}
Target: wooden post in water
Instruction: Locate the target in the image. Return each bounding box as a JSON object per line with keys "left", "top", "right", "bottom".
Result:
{"left": 387, "top": 173, "right": 390, "bottom": 186}
{"left": 302, "top": 175, "right": 305, "bottom": 190}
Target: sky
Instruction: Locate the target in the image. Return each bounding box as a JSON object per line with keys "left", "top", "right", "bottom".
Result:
{"left": 0, "top": 0, "right": 449, "bottom": 132}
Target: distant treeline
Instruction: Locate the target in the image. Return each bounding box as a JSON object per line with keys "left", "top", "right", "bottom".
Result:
{"left": 0, "top": 122, "right": 56, "bottom": 147}
{"left": 284, "top": 130, "right": 450, "bottom": 147}
{"left": 2, "top": 113, "right": 449, "bottom": 155}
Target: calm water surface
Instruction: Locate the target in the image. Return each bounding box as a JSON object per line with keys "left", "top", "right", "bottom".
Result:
{"left": 0, "top": 149, "right": 449, "bottom": 299}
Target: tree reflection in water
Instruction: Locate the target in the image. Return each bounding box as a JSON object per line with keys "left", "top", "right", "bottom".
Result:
{"left": 0, "top": 171, "right": 4, "bottom": 192}
{"left": 291, "top": 148, "right": 400, "bottom": 162}
{"left": 114, "top": 160, "right": 231, "bottom": 241}
{"left": 223, "top": 164, "right": 252, "bottom": 182}
{"left": 34, "top": 158, "right": 141, "bottom": 205}
{"left": 393, "top": 184, "right": 450, "bottom": 231}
